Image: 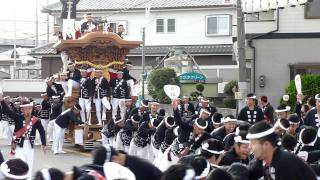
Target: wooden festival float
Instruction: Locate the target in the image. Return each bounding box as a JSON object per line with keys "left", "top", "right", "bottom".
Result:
{"left": 53, "top": 26, "right": 142, "bottom": 151}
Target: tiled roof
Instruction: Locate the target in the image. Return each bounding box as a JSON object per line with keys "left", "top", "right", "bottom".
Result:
{"left": 43, "top": 0, "right": 234, "bottom": 13}
{"left": 29, "top": 43, "right": 232, "bottom": 56}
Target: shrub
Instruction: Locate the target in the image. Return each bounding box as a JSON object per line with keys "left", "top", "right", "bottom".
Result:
{"left": 196, "top": 83, "right": 205, "bottom": 94}
{"left": 283, "top": 74, "right": 320, "bottom": 109}
{"left": 147, "top": 67, "right": 180, "bottom": 103}
{"left": 223, "top": 97, "right": 237, "bottom": 109}
{"left": 223, "top": 80, "right": 238, "bottom": 109}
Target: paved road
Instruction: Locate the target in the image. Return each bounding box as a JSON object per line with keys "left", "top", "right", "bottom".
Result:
{"left": 0, "top": 138, "right": 92, "bottom": 175}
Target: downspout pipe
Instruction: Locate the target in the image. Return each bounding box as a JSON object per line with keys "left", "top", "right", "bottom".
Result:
{"left": 248, "top": 8, "right": 280, "bottom": 93}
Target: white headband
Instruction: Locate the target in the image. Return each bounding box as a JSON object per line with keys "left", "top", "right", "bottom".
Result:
{"left": 41, "top": 169, "right": 51, "bottom": 180}
{"left": 275, "top": 119, "right": 289, "bottom": 131}
{"left": 299, "top": 128, "right": 318, "bottom": 146}
{"left": 141, "top": 101, "right": 148, "bottom": 107}
{"left": 234, "top": 135, "right": 250, "bottom": 144}
{"left": 20, "top": 102, "right": 34, "bottom": 108}
{"left": 194, "top": 161, "right": 210, "bottom": 179}
{"left": 222, "top": 117, "right": 237, "bottom": 123}
{"left": 131, "top": 116, "right": 139, "bottom": 123}
{"left": 275, "top": 106, "right": 291, "bottom": 113}
{"left": 247, "top": 95, "right": 257, "bottom": 99}
{"left": 200, "top": 108, "right": 210, "bottom": 115}
{"left": 195, "top": 119, "right": 208, "bottom": 130}
{"left": 247, "top": 127, "right": 275, "bottom": 140}
{"left": 201, "top": 143, "right": 224, "bottom": 154}
{"left": 165, "top": 117, "right": 175, "bottom": 128}
{"left": 0, "top": 161, "right": 29, "bottom": 179}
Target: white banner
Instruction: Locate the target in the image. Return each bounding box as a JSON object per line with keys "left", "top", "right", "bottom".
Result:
{"left": 241, "top": 0, "right": 308, "bottom": 13}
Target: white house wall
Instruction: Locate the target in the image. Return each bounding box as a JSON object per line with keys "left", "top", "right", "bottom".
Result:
{"left": 253, "top": 38, "right": 320, "bottom": 107}
{"left": 74, "top": 8, "right": 237, "bottom": 46}
{"left": 246, "top": 6, "right": 320, "bottom": 34}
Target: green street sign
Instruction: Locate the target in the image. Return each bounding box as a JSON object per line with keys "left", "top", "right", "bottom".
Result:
{"left": 179, "top": 72, "right": 206, "bottom": 81}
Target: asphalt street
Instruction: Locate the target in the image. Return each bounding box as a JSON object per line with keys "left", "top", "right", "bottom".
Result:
{"left": 0, "top": 138, "right": 92, "bottom": 175}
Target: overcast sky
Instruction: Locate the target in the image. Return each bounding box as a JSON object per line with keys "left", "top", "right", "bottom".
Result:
{"left": 0, "top": 0, "right": 59, "bottom": 41}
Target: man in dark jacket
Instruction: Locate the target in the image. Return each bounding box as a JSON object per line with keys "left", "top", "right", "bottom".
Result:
{"left": 259, "top": 96, "right": 275, "bottom": 124}
{"left": 247, "top": 121, "right": 317, "bottom": 180}
{"left": 53, "top": 104, "right": 84, "bottom": 154}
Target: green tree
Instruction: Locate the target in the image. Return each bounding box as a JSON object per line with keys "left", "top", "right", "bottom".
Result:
{"left": 283, "top": 74, "right": 320, "bottom": 109}
{"left": 148, "top": 67, "right": 181, "bottom": 103}
{"left": 223, "top": 80, "right": 238, "bottom": 109}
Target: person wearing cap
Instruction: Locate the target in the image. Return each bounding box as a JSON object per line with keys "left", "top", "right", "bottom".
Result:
{"left": 53, "top": 104, "right": 83, "bottom": 155}
{"left": 275, "top": 104, "right": 291, "bottom": 120}
{"left": 179, "top": 138, "right": 225, "bottom": 169}
{"left": 65, "top": 62, "right": 81, "bottom": 97}
{"left": 93, "top": 69, "right": 111, "bottom": 125}
{"left": 0, "top": 95, "right": 46, "bottom": 179}
{"left": 211, "top": 115, "right": 237, "bottom": 141}
{"left": 238, "top": 93, "right": 264, "bottom": 124}
{"left": 110, "top": 70, "right": 130, "bottom": 120}
{"left": 79, "top": 69, "right": 94, "bottom": 124}
{"left": 39, "top": 93, "right": 51, "bottom": 141}
{"left": 219, "top": 130, "right": 250, "bottom": 166}
{"left": 259, "top": 95, "right": 275, "bottom": 124}
{"left": 304, "top": 93, "right": 320, "bottom": 128}
{"left": 47, "top": 96, "right": 63, "bottom": 143}
{"left": 178, "top": 96, "right": 194, "bottom": 118}
{"left": 115, "top": 114, "right": 141, "bottom": 153}
{"left": 247, "top": 121, "right": 317, "bottom": 180}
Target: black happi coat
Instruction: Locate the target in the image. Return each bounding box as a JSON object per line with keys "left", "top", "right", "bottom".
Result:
{"left": 46, "top": 83, "right": 64, "bottom": 98}
{"left": 1, "top": 101, "right": 46, "bottom": 148}
{"left": 304, "top": 109, "right": 319, "bottom": 128}
{"left": 67, "top": 69, "right": 81, "bottom": 82}
{"left": 79, "top": 77, "right": 94, "bottom": 99}
{"left": 238, "top": 106, "right": 264, "bottom": 124}
{"left": 39, "top": 99, "right": 51, "bottom": 119}
{"left": 248, "top": 148, "right": 317, "bottom": 180}
{"left": 219, "top": 148, "right": 249, "bottom": 166}
{"left": 55, "top": 109, "right": 83, "bottom": 128}
{"left": 93, "top": 77, "right": 111, "bottom": 99}
{"left": 110, "top": 78, "right": 130, "bottom": 99}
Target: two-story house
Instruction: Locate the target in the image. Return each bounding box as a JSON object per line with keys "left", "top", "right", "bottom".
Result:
{"left": 30, "top": 0, "right": 238, "bottom": 98}
{"left": 244, "top": 1, "right": 320, "bottom": 106}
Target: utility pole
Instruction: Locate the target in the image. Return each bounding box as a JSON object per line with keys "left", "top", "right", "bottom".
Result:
{"left": 237, "top": 0, "right": 247, "bottom": 111}
{"left": 47, "top": 0, "right": 50, "bottom": 43}
{"left": 12, "top": 3, "right": 17, "bottom": 79}
{"left": 35, "top": 0, "right": 39, "bottom": 47}
{"left": 141, "top": 27, "right": 146, "bottom": 99}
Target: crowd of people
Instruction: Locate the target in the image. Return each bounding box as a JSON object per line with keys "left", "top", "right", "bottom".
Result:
{"left": 0, "top": 59, "right": 320, "bottom": 179}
